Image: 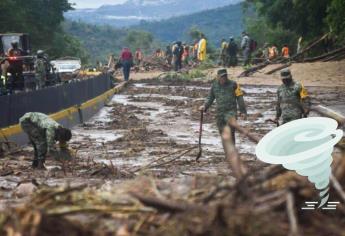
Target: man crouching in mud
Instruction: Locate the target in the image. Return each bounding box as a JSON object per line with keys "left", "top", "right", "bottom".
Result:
{"left": 20, "top": 112, "right": 72, "bottom": 170}
{"left": 199, "top": 69, "right": 248, "bottom": 178}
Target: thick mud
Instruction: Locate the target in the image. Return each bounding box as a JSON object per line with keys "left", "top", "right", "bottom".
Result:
{"left": 0, "top": 79, "right": 344, "bottom": 210}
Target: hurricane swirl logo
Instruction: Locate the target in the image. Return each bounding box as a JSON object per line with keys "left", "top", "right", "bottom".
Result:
{"left": 256, "top": 117, "right": 343, "bottom": 209}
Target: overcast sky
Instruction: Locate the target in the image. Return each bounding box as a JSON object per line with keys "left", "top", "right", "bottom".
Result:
{"left": 70, "top": 0, "right": 127, "bottom": 9}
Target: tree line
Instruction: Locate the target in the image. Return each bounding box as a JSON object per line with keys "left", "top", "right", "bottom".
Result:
{"left": 0, "top": 0, "right": 158, "bottom": 64}
{"left": 244, "top": 0, "right": 345, "bottom": 54}
{"left": 0, "top": 0, "right": 88, "bottom": 62}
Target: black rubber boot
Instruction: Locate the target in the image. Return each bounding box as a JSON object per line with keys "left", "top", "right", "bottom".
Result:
{"left": 36, "top": 160, "right": 46, "bottom": 170}
{"left": 32, "top": 159, "right": 39, "bottom": 168}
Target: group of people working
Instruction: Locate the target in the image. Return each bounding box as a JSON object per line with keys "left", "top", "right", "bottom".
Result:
{"left": 1, "top": 40, "right": 52, "bottom": 95}
{"left": 219, "top": 32, "right": 258, "bottom": 68}
{"left": 220, "top": 32, "right": 293, "bottom": 68}
{"left": 198, "top": 67, "right": 310, "bottom": 177}
{"left": 117, "top": 34, "right": 208, "bottom": 80}
{"left": 165, "top": 35, "right": 207, "bottom": 71}
{"left": 20, "top": 64, "right": 310, "bottom": 173}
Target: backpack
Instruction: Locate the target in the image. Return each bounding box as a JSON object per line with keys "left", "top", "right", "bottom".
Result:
{"left": 250, "top": 39, "right": 257, "bottom": 52}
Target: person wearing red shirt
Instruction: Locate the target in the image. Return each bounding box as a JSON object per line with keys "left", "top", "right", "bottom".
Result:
{"left": 120, "top": 48, "right": 133, "bottom": 81}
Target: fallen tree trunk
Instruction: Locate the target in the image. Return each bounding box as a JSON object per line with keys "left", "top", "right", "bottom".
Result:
{"left": 311, "top": 105, "right": 345, "bottom": 126}
{"left": 228, "top": 120, "right": 261, "bottom": 144}
{"left": 303, "top": 46, "right": 345, "bottom": 63}
{"left": 130, "top": 192, "right": 200, "bottom": 213}
{"left": 237, "top": 61, "right": 270, "bottom": 78}
{"left": 323, "top": 51, "right": 345, "bottom": 62}
{"left": 265, "top": 63, "right": 292, "bottom": 75}
{"left": 292, "top": 33, "right": 330, "bottom": 61}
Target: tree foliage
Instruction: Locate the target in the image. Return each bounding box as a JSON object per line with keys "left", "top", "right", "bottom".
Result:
{"left": 125, "top": 31, "right": 154, "bottom": 50}
{"left": 327, "top": 0, "right": 345, "bottom": 39}
{"left": 0, "top": 0, "right": 88, "bottom": 62}
{"left": 63, "top": 21, "right": 159, "bottom": 64}
{"left": 245, "top": 0, "right": 345, "bottom": 52}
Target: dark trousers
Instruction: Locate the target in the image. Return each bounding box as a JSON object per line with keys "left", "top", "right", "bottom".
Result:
{"left": 174, "top": 58, "right": 182, "bottom": 71}
{"left": 122, "top": 61, "right": 131, "bottom": 81}
{"left": 21, "top": 119, "right": 47, "bottom": 161}
{"left": 8, "top": 64, "right": 24, "bottom": 93}
{"left": 243, "top": 49, "right": 251, "bottom": 66}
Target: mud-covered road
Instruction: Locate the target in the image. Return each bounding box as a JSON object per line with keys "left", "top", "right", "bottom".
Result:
{"left": 1, "top": 78, "right": 344, "bottom": 209}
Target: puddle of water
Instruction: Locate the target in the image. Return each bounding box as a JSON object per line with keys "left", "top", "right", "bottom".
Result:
{"left": 133, "top": 93, "right": 190, "bottom": 101}
{"left": 93, "top": 107, "right": 113, "bottom": 123}
{"left": 73, "top": 129, "right": 123, "bottom": 143}
{"left": 133, "top": 83, "right": 209, "bottom": 91}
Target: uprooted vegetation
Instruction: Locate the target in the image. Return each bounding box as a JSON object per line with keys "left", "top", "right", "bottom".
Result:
{"left": 0, "top": 78, "right": 345, "bottom": 235}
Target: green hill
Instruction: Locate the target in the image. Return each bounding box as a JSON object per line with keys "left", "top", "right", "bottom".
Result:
{"left": 133, "top": 3, "right": 244, "bottom": 45}
{"left": 63, "top": 21, "right": 159, "bottom": 64}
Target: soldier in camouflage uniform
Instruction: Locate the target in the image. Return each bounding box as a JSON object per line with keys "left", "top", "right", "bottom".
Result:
{"left": 34, "top": 50, "right": 47, "bottom": 89}
{"left": 19, "top": 112, "right": 72, "bottom": 169}
{"left": 200, "top": 69, "right": 247, "bottom": 137}
{"left": 274, "top": 68, "right": 311, "bottom": 124}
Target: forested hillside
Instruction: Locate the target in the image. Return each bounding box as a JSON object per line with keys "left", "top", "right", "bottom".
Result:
{"left": 134, "top": 3, "right": 244, "bottom": 45}
{"left": 63, "top": 21, "right": 159, "bottom": 63}
{"left": 65, "top": 0, "right": 242, "bottom": 27}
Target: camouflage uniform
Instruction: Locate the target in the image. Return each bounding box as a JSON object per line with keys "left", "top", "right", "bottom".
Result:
{"left": 276, "top": 81, "right": 310, "bottom": 124}
{"left": 204, "top": 78, "right": 247, "bottom": 136}
{"left": 34, "top": 58, "right": 47, "bottom": 89}
{"left": 19, "top": 112, "right": 60, "bottom": 162}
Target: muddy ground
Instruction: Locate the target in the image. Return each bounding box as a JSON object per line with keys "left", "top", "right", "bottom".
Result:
{"left": 131, "top": 61, "right": 345, "bottom": 87}
{"left": 1, "top": 78, "right": 344, "bottom": 209}
{"left": 0, "top": 80, "right": 345, "bottom": 203}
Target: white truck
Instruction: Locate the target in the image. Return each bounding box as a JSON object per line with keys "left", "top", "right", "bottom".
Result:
{"left": 50, "top": 57, "right": 81, "bottom": 82}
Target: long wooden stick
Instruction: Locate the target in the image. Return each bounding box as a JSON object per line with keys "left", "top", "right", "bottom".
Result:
{"left": 228, "top": 120, "right": 261, "bottom": 144}
{"left": 237, "top": 61, "right": 270, "bottom": 77}
{"left": 311, "top": 105, "right": 345, "bottom": 126}
{"left": 330, "top": 174, "right": 345, "bottom": 203}
{"left": 323, "top": 51, "right": 345, "bottom": 62}
{"left": 130, "top": 192, "right": 199, "bottom": 213}
{"left": 292, "top": 33, "right": 330, "bottom": 61}
{"left": 265, "top": 63, "right": 291, "bottom": 75}
{"left": 303, "top": 46, "right": 345, "bottom": 62}
{"left": 286, "top": 192, "right": 300, "bottom": 236}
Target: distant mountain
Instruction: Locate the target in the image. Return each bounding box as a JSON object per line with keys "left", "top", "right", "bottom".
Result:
{"left": 133, "top": 3, "right": 244, "bottom": 45}
{"left": 65, "top": 0, "right": 243, "bottom": 27}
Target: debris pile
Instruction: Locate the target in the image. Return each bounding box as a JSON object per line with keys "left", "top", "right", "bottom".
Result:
{"left": 1, "top": 152, "right": 345, "bottom": 236}
{"left": 0, "top": 79, "right": 344, "bottom": 235}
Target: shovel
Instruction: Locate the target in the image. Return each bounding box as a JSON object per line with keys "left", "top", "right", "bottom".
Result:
{"left": 196, "top": 110, "right": 204, "bottom": 161}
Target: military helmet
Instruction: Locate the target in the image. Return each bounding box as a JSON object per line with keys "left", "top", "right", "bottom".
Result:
{"left": 280, "top": 68, "right": 292, "bottom": 80}
{"left": 11, "top": 40, "right": 18, "bottom": 47}
{"left": 37, "top": 50, "right": 44, "bottom": 57}
{"left": 37, "top": 50, "right": 44, "bottom": 55}
{"left": 217, "top": 68, "right": 228, "bottom": 78}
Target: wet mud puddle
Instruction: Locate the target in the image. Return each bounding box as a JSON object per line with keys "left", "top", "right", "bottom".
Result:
{"left": 0, "top": 80, "right": 344, "bottom": 209}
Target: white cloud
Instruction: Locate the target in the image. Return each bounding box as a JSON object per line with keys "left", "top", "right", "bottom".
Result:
{"left": 70, "top": 0, "right": 127, "bottom": 9}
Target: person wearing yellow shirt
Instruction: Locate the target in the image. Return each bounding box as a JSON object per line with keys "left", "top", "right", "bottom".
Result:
{"left": 198, "top": 34, "right": 207, "bottom": 62}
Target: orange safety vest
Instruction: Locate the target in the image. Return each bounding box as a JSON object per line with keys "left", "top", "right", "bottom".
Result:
{"left": 282, "top": 47, "right": 290, "bottom": 58}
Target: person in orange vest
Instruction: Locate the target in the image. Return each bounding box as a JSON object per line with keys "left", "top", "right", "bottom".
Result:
{"left": 281, "top": 44, "right": 290, "bottom": 58}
